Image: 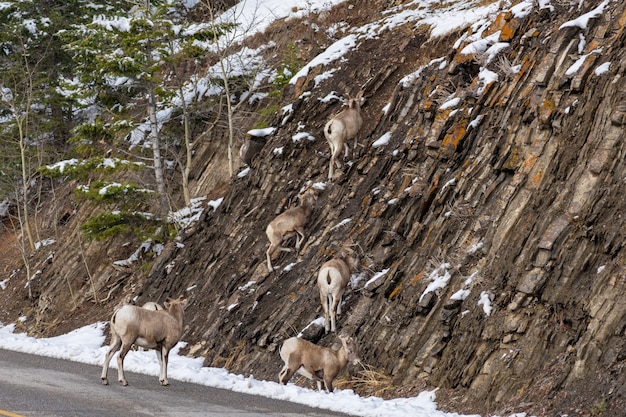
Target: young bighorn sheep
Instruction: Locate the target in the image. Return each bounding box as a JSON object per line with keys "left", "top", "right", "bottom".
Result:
{"left": 266, "top": 191, "right": 316, "bottom": 272}
{"left": 317, "top": 245, "right": 360, "bottom": 333}
{"left": 101, "top": 295, "right": 188, "bottom": 386}
{"left": 324, "top": 91, "right": 364, "bottom": 180}
{"left": 278, "top": 335, "right": 359, "bottom": 393}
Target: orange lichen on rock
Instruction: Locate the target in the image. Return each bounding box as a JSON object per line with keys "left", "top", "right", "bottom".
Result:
{"left": 538, "top": 99, "right": 555, "bottom": 125}
{"left": 389, "top": 283, "right": 404, "bottom": 299}
{"left": 618, "top": 8, "right": 626, "bottom": 29}
{"left": 520, "top": 155, "right": 537, "bottom": 174}
{"left": 500, "top": 19, "right": 520, "bottom": 42}
{"left": 400, "top": 175, "right": 414, "bottom": 193}
{"left": 490, "top": 11, "right": 512, "bottom": 35}
{"left": 370, "top": 201, "right": 387, "bottom": 218}
{"left": 530, "top": 169, "right": 544, "bottom": 189}
{"left": 502, "top": 146, "right": 523, "bottom": 171}
{"left": 411, "top": 271, "right": 424, "bottom": 286}
{"left": 441, "top": 122, "right": 468, "bottom": 152}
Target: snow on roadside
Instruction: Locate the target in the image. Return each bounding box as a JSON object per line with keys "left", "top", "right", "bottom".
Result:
{"left": 0, "top": 321, "right": 493, "bottom": 417}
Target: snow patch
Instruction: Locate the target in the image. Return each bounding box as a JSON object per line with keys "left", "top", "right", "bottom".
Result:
{"left": 559, "top": 0, "right": 608, "bottom": 30}
{"left": 420, "top": 263, "right": 451, "bottom": 301}
{"left": 372, "top": 132, "right": 392, "bottom": 148}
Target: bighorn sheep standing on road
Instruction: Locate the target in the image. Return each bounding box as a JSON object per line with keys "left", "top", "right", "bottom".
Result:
{"left": 318, "top": 245, "right": 360, "bottom": 333}
{"left": 278, "top": 335, "right": 359, "bottom": 392}
{"left": 266, "top": 191, "right": 316, "bottom": 272}
{"left": 324, "top": 91, "right": 364, "bottom": 180}
{"left": 101, "top": 296, "right": 188, "bottom": 386}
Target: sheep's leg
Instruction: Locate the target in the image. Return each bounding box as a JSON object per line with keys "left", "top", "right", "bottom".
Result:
{"left": 336, "top": 292, "right": 343, "bottom": 316}
{"left": 116, "top": 342, "right": 132, "bottom": 386}
{"left": 323, "top": 374, "right": 335, "bottom": 393}
{"left": 266, "top": 244, "right": 276, "bottom": 271}
{"left": 101, "top": 334, "right": 122, "bottom": 385}
{"left": 154, "top": 348, "right": 165, "bottom": 385}
{"left": 324, "top": 292, "right": 331, "bottom": 333}
{"left": 333, "top": 145, "right": 344, "bottom": 169}
{"left": 329, "top": 143, "right": 344, "bottom": 180}
{"left": 294, "top": 228, "right": 305, "bottom": 251}
{"left": 328, "top": 139, "right": 338, "bottom": 179}
{"left": 299, "top": 366, "right": 324, "bottom": 391}
{"left": 326, "top": 132, "right": 337, "bottom": 158}
{"left": 159, "top": 347, "right": 170, "bottom": 386}
{"left": 320, "top": 290, "right": 331, "bottom": 333}
{"left": 330, "top": 293, "right": 340, "bottom": 333}
{"left": 278, "top": 364, "right": 296, "bottom": 385}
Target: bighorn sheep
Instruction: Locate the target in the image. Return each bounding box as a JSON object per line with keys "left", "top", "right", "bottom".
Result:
{"left": 324, "top": 91, "right": 364, "bottom": 180}
{"left": 317, "top": 245, "right": 360, "bottom": 333}
{"left": 266, "top": 191, "right": 316, "bottom": 272}
{"left": 278, "top": 335, "right": 359, "bottom": 393}
{"left": 101, "top": 296, "right": 188, "bottom": 386}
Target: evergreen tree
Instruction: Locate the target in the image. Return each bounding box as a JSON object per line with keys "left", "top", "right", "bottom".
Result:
{"left": 0, "top": 0, "right": 86, "bottom": 295}
{"left": 1, "top": 0, "right": 235, "bottom": 243}
{"left": 0, "top": 0, "right": 81, "bottom": 252}
{"left": 57, "top": 0, "right": 223, "bottom": 237}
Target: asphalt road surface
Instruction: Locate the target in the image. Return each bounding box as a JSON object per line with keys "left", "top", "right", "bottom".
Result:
{"left": 0, "top": 349, "right": 350, "bottom": 417}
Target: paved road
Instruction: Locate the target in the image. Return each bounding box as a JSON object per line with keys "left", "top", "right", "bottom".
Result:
{"left": 0, "top": 349, "right": 349, "bottom": 417}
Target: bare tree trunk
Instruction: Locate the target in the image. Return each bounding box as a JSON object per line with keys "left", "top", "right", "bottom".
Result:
{"left": 147, "top": 88, "right": 169, "bottom": 214}
{"left": 205, "top": 0, "right": 235, "bottom": 177}
{"left": 10, "top": 207, "right": 33, "bottom": 298}
{"left": 176, "top": 85, "right": 193, "bottom": 206}
{"left": 17, "top": 119, "right": 36, "bottom": 252}
{"left": 222, "top": 65, "right": 235, "bottom": 177}
{"left": 6, "top": 49, "right": 37, "bottom": 252}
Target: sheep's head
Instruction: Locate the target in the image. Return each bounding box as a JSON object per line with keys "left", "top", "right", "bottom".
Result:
{"left": 339, "top": 334, "right": 360, "bottom": 365}
{"left": 298, "top": 189, "right": 317, "bottom": 208}
{"left": 338, "top": 243, "right": 360, "bottom": 271}
{"left": 164, "top": 295, "right": 188, "bottom": 310}
{"left": 345, "top": 90, "right": 365, "bottom": 110}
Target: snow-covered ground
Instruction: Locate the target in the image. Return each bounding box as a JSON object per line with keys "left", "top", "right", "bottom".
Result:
{"left": 0, "top": 321, "right": 527, "bottom": 417}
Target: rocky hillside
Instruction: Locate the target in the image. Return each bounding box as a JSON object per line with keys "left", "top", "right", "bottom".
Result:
{"left": 2, "top": 0, "right": 626, "bottom": 415}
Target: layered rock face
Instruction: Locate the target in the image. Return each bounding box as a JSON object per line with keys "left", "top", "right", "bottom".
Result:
{"left": 140, "top": 1, "right": 626, "bottom": 414}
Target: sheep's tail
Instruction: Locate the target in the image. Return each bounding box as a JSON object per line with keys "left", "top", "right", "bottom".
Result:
{"left": 320, "top": 266, "right": 341, "bottom": 286}
{"left": 325, "top": 121, "right": 333, "bottom": 136}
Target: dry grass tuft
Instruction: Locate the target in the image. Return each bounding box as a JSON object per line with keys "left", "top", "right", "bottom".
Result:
{"left": 336, "top": 363, "right": 395, "bottom": 397}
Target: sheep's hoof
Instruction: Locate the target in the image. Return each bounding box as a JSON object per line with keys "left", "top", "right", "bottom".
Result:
{"left": 160, "top": 380, "right": 169, "bottom": 386}
{"left": 101, "top": 378, "right": 109, "bottom": 385}
{"left": 120, "top": 380, "right": 128, "bottom": 386}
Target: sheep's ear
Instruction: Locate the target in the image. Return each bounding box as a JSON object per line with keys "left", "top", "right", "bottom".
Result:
{"left": 356, "top": 91, "right": 365, "bottom": 106}
{"left": 164, "top": 299, "right": 172, "bottom": 309}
